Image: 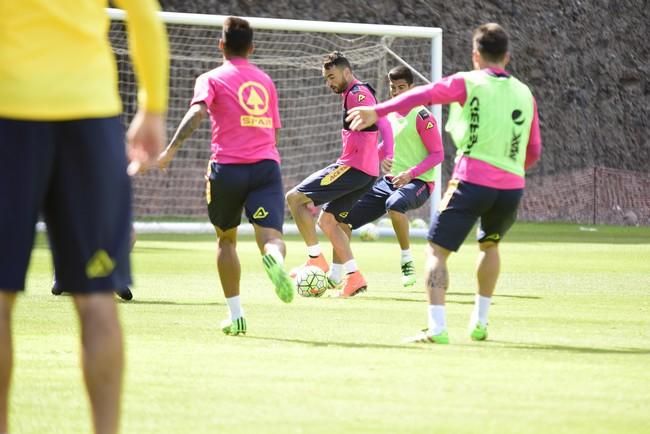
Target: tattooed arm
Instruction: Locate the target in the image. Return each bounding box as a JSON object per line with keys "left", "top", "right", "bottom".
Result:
{"left": 158, "top": 102, "right": 208, "bottom": 169}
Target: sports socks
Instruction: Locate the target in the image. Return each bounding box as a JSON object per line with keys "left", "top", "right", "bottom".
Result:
{"left": 428, "top": 305, "right": 447, "bottom": 335}
{"left": 307, "top": 244, "right": 322, "bottom": 258}
{"left": 226, "top": 295, "right": 243, "bottom": 320}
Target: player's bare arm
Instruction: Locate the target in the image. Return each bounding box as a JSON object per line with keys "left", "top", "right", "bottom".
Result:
{"left": 158, "top": 102, "right": 207, "bottom": 169}
{"left": 345, "top": 106, "right": 378, "bottom": 131}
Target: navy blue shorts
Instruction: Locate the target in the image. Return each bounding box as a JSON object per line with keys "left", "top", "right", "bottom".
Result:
{"left": 207, "top": 159, "right": 285, "bottom": 232}
{"left": 296, "top": 163, "right": 375, "bottom": 222}
{"left": 428, "top": 179, "right": 524, "bottom": 252}
{"left": 0, "top": 117, "right": 132, "bottom": 293}
{"left": 343, "top": 176, "right": 431, "bottom": 229}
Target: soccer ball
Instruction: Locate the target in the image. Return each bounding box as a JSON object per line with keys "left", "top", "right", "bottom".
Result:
{"left": 294, "top": 265, "right": 329, "bottom": 298}
{"left": 410, "top": 218, "right": 428, "bottom": 229}
{"left": 359, "top": 223, "right": 380, "bottom": 241}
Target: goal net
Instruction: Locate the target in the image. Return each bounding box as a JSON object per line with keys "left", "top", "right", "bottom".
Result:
{"left": 108, "top": 9, "right": 442, "bottom": 225}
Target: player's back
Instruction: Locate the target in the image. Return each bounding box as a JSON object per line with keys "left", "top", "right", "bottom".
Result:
{"left": 194, "top": 58, "right": 281, "bottom": 165}
{"left": 0, "top": 0, "right": 121, "bottom": 120}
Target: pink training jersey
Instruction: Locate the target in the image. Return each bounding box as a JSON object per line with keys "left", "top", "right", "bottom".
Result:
{"left": 339, "top": 79, "right": 382, "bottom": 177}
{"left": 374, "top": 68, "right": 542, "bottom": 189}
{"left": 191, "top": 57, "right": 282, "bottom": 164}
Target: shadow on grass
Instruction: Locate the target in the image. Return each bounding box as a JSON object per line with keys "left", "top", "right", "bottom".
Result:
{"left": 120, "top": 299, "right": 223, "bottom": 307}
{"left": 489, "top": 340, "right": 650, "bottom": 355}
{"left": 400, "top": 290, "right": 542, "bottom": 300}
{"left": 246, "top": 335, "right": 430, "bottom": 351}
{"left": 361, "top": 295, "right": 473, "bottom": 305}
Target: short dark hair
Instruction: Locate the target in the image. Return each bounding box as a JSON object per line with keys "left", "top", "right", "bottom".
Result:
{"left": 473, "top": 23, "right": 509, "bottom": 63}
{"left": 322, "top": 51, "right": 352, "bottom": 70}
{"left": 388, "top": 65, "right": 414, "bottom": 85}
{"left": 222, "top": 16, "right": 253, "bottom": 56}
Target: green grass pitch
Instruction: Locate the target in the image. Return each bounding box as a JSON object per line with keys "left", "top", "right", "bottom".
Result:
{"left": 9, "top": 223, "right": 650, "bottom": 433}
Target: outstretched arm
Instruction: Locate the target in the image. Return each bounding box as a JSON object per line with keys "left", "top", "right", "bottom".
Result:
{"left": 158, "top": 103, "right": 207, "bottom": 169}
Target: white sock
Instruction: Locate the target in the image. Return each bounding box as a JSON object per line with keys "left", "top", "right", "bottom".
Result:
{"left": 343, "top": 259, "right": 358, "bottom": 274}
{"left": 265, "top": 243, "right": 284, "bottom": 265}
{"left": 226, "top": 295, "right": 243, "bottom": 320}
{"left": 329, "top": 263, "right": 344, "bottom": 283}
{"left": 471, "top": 294, "right": 492, "bottom": 327}
{"left": 428, "top": 305, "right": 447, "bottom": 335}
{"left": 307, "top": 244, "right": 321, "bottom": 257}
{"left": 400, "top": 249, "right": 412, "bottom": 265}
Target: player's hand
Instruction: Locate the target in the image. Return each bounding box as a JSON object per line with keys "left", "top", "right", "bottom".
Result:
{"left": 392, "top": 170, "right": 413, "bottom": 188}
{"left": 381, "top": 158, "right": 393, "bottom": 174}
{"left": 345, "top": 107, "right": 378, "bottom": 131}
{"left": 126, "top": 110, "right": 166, "bottom": 176}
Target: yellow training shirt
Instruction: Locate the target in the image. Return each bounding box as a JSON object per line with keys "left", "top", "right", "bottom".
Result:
{"left": 0, "top": 0, "right": 168, "bottom": 120}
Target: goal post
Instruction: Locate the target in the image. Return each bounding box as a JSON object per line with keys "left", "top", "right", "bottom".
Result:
{"left": 108, "top": 8, "right": 443, "bottom": 233}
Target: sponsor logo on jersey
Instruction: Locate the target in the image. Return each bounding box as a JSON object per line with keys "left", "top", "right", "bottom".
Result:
{"left": 238, "top": 81, "right": 273, "bottom": 128}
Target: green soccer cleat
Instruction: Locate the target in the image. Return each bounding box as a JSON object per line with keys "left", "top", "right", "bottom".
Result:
{"left": 401, "top": 261, "right": 416, "bottom": 287}
{"left": 403, "top": 328, "right": 449, "bottom": 344}
{"left": 470, "top": 323, "right": 488, "bottom": 341}
{"left": 262, "top": 253, "right": 294, "bottom": 303}
{"left": 221, "top": 317, "right": 247, "bottom": 336}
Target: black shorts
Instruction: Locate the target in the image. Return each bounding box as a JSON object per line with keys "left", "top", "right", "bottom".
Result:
{"left": 343, "top": 176, "right": 431, "bottom": 229}
{"left": 206, "top": 159, "right": 285, "bottom": 232}
{"left": 296, "top": 163, "right": 375, "bottom": 222}
{"left": 428, "top": 179, "right": 524, "bottom": 251}
{"left": 0, "top": 117, "right": 132, "bottom": 293}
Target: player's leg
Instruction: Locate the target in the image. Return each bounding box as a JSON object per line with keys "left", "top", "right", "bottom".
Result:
{"left": 385, "top": 179, "right": 431, "bottom": 287}
{"left": 405, "top": 180, "right": 492, "bottom": 344}
{"left": 286, "top": 164, "right": 359, "bottom": 274}
{"left": 0, "top": 118, "right": 57, "bottom": 432}
{"left": 46, "top": 117, "right": 131, "bottom": 434}
{"left": 0, "top": 292, "right": 16, "bottom": 434}
{"left": 115, "top": 227, "right": 137, "bottom": 301}
{"left": 330, "top": 177, "right": 390, "bottom": 287}
{"left": 469, "top": 188, "right": 524, "bottom": 341}
{"left": 319, "top": 173, "right": 376, "bottom": 297}
{"left": 206, "top": 161, "right": 249, "bottom": 335}
{"left": 73, "top": 294, "right": 123, "bottom": 434}
{"left": 245, "top": 160, "right": 294, "bottom": 303}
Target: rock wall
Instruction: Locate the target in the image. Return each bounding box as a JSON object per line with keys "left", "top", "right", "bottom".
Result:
{"left": 153, "top": 0, "right": 649, "bottom": 224}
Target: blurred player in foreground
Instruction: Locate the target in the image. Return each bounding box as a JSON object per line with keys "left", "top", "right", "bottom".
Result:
{"left": 0, "top": 1, "right": 168, "bottom": 433}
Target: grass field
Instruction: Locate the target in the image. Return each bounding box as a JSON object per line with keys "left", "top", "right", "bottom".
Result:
{"left": 9, "top": 223, "right": 650, "bottom": 433}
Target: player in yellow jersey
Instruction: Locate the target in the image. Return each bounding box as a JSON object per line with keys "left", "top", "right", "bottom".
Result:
{"left": 0, "top": 1, "right": 168, "bottom": 434}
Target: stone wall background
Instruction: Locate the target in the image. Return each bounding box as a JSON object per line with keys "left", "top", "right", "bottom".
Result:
{"left": 142, "top": 0, "right": 649, "bottom": 224}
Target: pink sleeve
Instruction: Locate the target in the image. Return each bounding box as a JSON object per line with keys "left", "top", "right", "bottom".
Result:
{"left": 375, "top": 74, "right": 468, "bottom": 118}
{"left": 408, "top": 113, "right": 444, "bottom": 178}
{"left": 270, "top": 81, "right": 282, "bottom": 129}
{"left": 524, "top": 98, "right": 542, "bottom": 170}
{"left": 376, "top": 117, "right": 394, "bottom": 160}
{"left": 190, "top": 73, "right": 214, "bottom": 107}
{"left": 346, "top": 85, "right": 378, "bottom": 109}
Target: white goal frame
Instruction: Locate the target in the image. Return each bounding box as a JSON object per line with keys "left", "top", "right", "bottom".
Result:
{"left": 107, "top": 8, "right": 443, "bottom": 235}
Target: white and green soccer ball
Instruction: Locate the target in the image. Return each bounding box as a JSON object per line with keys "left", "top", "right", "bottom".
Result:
{"left": 294, "top": 265, "right": 329, "bottom": 298}
{"left": 410, "top": 218, "right": 428, "bottom": 229}
{"left": 359, "top": 223, "right": 380, "bottom": 241}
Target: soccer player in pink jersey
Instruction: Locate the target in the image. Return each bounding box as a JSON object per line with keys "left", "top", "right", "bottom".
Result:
{"left": 285, "top": 51, "right": 393, "bottom": 298}
{"left": 158, "top": 17, "right": 294, "bottom": 336}
{"left": 347, "top": 23, "right": 542, "bottom": 343}
{"left": 331, "top": 65, "right": 444, "bottom": 289}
